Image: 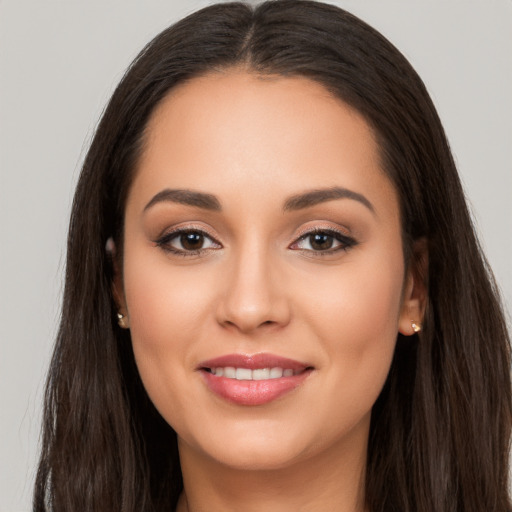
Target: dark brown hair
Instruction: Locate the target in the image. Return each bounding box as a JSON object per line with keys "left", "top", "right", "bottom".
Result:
{"left": 34, "top": 1, "right": 511, "bottom": 511}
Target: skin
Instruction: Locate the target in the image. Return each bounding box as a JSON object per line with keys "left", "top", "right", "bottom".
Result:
{"left": 115, "top": 70, "right": 425, "bottom": 512}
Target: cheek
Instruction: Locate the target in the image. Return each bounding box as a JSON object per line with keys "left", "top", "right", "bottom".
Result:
{"left": 124, "top": 248, "right": 216, "bottom": 343}
{"left": 301, "top": 249, "right": 404, "bottom": 343}
{"left": 121, "top": 248, "right": 218, "bottom": 415}
{"left": 297, "top": 246, "right": 404, "bottom": 412}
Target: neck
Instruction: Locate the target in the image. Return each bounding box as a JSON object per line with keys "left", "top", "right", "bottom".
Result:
{"left": 176, "top": 424, "right": 368, "bottom": 512}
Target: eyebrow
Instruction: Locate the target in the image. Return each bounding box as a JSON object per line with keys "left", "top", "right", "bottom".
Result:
{"left": 144, "top": 188, "right": 221, "bottom": 212}
{"left": 283, "top": 187, "right": 375, "bottom": 214}
{"left": 144, "top": 186, "right": 374, "bottom": 215}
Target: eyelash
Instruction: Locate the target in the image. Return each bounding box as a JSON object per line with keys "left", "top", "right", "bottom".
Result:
{"left": 154, "top": 228, "right": 220, "bottom": 257}
{"left": 154, "top": 227, "right": 357, "bottom": 257}
{"left": 290, "top": 227, "right": 357, "bottom": 255}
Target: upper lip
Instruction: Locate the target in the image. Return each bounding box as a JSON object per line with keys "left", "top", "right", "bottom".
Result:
{"left": 198, "top": 353, "right": 311, "bottom": 371}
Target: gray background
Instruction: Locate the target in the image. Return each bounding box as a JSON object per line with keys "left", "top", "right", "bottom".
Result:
{"left": 1, "top": 1, "right": 511, "bottom": 510}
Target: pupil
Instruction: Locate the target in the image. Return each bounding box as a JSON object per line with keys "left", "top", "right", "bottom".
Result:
{"left": 310, "top": 233, "right": 333, "bottom": 250}
{"left": 181, "top": 232, "right": 204, "bottom": 250}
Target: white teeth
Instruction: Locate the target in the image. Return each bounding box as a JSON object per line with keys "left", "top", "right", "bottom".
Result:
{"left": 209, "top": 366, "right": 297, "bottom": 380}
{"left": 223, "top": 367, "right": 236, "bottom": 378}
{"left": 269, "top": 367, "right": 283, "bottom": 379}
{"left": 252, "top": 368, "right": 270, "bottom": 380}
{"left": 235, "top": 368, "right": 252, "bottom": 380}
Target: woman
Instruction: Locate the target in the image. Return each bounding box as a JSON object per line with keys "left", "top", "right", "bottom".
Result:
{"left": 34, "top": 1, "right": 511, "bottom": 511}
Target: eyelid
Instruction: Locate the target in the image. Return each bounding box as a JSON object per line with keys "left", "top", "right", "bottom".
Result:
{"left": 292, "top": 223, "right": 352, "bottom": 241}
{"left": 153, "top": 223, "right": 223, "bottom": 255}
{"left": 154, "top": 222, "right": 220, "bottom": 241}
{"left": 152, "top": 222, "right": 356, "bottom": 256}
{"left": 289, "top": 224, "right": 357, "bottom": 254}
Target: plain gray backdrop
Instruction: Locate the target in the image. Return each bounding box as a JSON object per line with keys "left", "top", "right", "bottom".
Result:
{"left": 1, "top": 1, "right": 511, "bottom": 510}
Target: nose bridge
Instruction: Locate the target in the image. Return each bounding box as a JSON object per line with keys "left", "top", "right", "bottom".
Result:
{"left": 217, "top": 237, "right": 289, "bottom": 332}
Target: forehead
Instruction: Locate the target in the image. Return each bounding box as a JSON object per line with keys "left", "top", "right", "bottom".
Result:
{"left": 130, "top": 70, "right": 398, "bottom": 220}
{"left": 144, "top": 70, "right": 379, "bottom": 168}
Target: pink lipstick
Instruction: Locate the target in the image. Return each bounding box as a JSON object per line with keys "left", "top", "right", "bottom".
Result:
{"left": 198, "top": 353, "right": 313, "bottom": 406}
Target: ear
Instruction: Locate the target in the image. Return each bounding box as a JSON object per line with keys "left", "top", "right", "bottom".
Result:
{"left": 106, "top": 237, "right": 130, "bottom": 329}
{"left": 398, "top": 237, "right": 428, "bottom": 336}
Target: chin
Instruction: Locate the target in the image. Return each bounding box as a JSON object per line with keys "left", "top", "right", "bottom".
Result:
{"left": 183, "top": 416, "right": 333, "bottom": 472}
{"left": 207, "top": 441, "right": 305, "bottom": 471}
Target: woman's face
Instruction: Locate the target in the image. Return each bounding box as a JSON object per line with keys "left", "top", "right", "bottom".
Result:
{"left": 118, "top": 71, "right": 420, "bottom": 471}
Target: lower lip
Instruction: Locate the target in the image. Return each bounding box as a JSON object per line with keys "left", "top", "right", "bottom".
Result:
{"left": 201, "top": 369, "right": 312, "bottom": 406}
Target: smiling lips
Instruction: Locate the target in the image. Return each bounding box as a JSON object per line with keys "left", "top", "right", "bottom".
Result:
{"left": 199, "top": 353, "right": 313, "bottom": 406}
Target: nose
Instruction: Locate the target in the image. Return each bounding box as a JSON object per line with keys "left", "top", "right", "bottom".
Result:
{"left": 215, "top": 245, "right": 291, "bottom": 334}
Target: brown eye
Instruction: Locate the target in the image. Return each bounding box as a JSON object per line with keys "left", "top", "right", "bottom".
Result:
{"left": 309, "top": 233, "right": 334, "bottom": 251}
{"left": 180, "top": 232, "right": 205, "bottom": 250}
{"left": 290, "top": 229, "right": 356, "bottom": 254}
{"left": 156, "top": 229, "right": 221, "bottom": 255}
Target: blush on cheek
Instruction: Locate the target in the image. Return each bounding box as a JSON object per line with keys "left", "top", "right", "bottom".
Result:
{"left": 317, "top": 260, "right": 403, "bottom": 387}
{"left": 124, "top": 257, "right": 207, "bottom": 336}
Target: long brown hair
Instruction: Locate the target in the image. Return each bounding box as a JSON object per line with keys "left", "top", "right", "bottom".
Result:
{"left": 34, "top": 2, "right": 511, "bottom": 511}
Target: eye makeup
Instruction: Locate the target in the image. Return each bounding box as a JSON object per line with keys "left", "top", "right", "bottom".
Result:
{"left": 153, "top": 222, "right": 358, "bottom": 259}
{"left": 153, "top": 226, "right": 222, "bottom": 257}
{"left": 289, "top": 227, "right": 357, "bottom": 256}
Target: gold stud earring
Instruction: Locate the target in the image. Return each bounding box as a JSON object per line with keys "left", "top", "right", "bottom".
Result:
{"left": 411, "top": 322, "right": 421, "bottom": 333}
{"left": 117, "top": 312, "right": 129, "bottom": 329}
